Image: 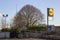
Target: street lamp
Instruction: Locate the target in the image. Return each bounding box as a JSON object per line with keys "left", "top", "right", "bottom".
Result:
{"left": 2, "top": 14, "right": 8, "bottom": 38}
{"left": 2, "top": 14, "right": 8, "bottom": 28}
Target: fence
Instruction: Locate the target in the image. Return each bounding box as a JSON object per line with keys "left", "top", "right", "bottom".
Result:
{"left": 0, "top": 32, "right": 10, "bottom": 38}
{"left": 18, "top": 32, "right": 46, "bottom": 38}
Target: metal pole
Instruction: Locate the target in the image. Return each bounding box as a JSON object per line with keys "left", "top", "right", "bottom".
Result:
{"left": 5, "top": 17, "right": 6, "bottom": 28}
{"left": 47, "top": 8, "right": 49, "bottom": 31}
{"left": 47, "top": 13, "right": 49, "bottom": 31}
{"left": 46, "top": 10, "right": 49, "bottom": 40}
{"left": 1, "top": 17, "right": 3, "bottom": 28}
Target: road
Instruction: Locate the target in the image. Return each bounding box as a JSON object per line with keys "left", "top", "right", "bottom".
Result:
{"left": 0, "top": 38, "right": 46, "bottom": 40}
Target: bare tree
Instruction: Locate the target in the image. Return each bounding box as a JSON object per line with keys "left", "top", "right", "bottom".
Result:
{"left": 13, "top": 4, "right": 44, "bottom": 28}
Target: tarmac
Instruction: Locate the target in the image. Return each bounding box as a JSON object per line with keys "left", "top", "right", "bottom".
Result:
{"left": 0, "top": 38, "right": 46, "bottom": 40}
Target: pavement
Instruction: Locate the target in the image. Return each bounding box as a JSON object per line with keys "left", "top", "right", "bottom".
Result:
{"left": 0, "top": 38, "right": 46, "bottom": 40}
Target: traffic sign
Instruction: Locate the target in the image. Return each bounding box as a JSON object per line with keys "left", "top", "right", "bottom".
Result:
{"left": 47, "top": 8, "right": 53, "bottom": 17}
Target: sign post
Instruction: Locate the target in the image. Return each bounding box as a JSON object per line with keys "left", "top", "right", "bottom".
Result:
{"left": 47, "top": 8, "right": 54, "bottom": 31}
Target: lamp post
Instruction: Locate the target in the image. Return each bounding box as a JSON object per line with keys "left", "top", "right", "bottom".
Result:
{"left": 3, "top": 14, "right": 8, "bottom": 28}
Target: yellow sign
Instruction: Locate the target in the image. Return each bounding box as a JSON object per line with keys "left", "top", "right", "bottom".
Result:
{"left": 49, "top": 8, "right": 53, "bottom": 16}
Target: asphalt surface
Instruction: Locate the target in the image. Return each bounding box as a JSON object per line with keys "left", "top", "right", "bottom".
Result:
{"left": 0, "top": 38, "right": 46, "bottom": 40}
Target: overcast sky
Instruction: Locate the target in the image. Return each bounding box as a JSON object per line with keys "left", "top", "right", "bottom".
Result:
{"left": 0, "top": 0, "right": 60, "bottom": 26}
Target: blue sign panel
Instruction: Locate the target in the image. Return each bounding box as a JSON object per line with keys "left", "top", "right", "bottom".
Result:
{"left": 48, "top": 25, "right": 55, "bottom": 31}
{"left": 48, "top": 25, "right": 52, "bottom": 30}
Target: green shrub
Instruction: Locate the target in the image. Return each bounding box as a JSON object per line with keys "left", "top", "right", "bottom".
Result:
{"left": 1, "top": 28, "right": 10, "bottom": 32}
{"left": 27, "top": 26, "right": 47, "bottom": 31}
